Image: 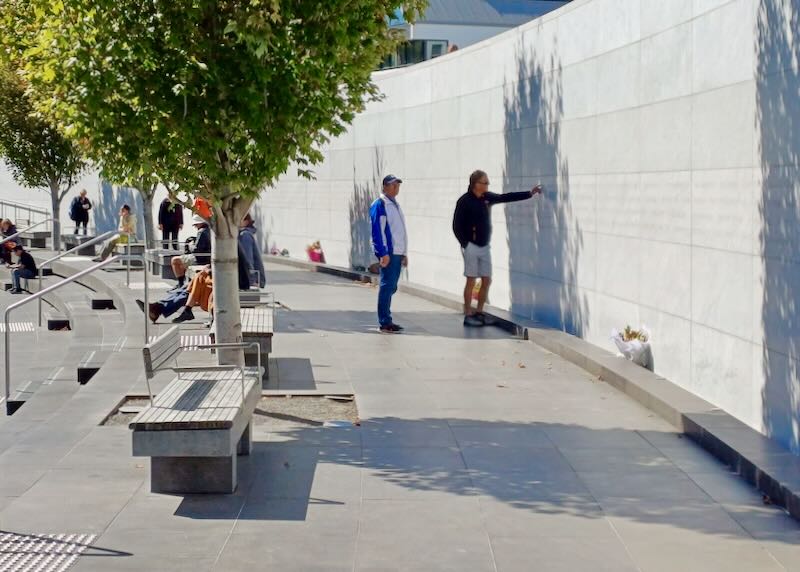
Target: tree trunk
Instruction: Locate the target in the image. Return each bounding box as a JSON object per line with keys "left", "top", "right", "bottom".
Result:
{"left": 49, "top": 180, "right": 62, "bottom": 252}
{"left": 211, "top": 195, "right": 252, "bottom": 365}
{"left": 211, "top": 214, "right": 243, "bottom": 365}
{"left": 141, "top": 193, "right": 156, "bottom": 249}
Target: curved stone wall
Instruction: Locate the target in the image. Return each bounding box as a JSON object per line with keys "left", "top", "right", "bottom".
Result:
{"left": 259, "top": 0, "right": 800, "bottom": 453}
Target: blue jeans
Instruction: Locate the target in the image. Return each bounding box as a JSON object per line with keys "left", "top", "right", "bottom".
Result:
{"left": 12, "top": 268, "right": 35, "bottom": 290}
{"left": 158, "top": 286, "right": 189, "bottom": 317}
{"left": 378, "top": 254, "right": 403, "bottom": 326}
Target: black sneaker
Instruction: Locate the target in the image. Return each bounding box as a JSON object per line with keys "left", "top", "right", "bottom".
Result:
{"left": 463, "top": 315, "right": 484, "bottom": 327}
{"left": 391, "top": 323, "right": 404, "bottom": 331}
{"left": 172, "top": 308, "right": 195, "bottom": 323}
{"left": 379, "top": 323, "right": 400, "bottom": 333}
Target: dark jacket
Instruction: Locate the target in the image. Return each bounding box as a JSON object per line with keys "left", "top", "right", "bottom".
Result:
{"left": 237, "top": 245, "right": 251, "bottom": 290}
{"left": 69, "top": 196, "right": 92, "bottom": 221}
{"left": 158, "top": 200, "right": 184, "bottom": 230}
{"left": 192, "top": 226, "right": 211, "bottom": 265}
{"left": 238, "top": 225, "right": 266, "bottom": 287}
{"left": 452, "top": 190, "right": 533, "bottom": 248}
{"left": 2, "top": 224, "right": 18, "bottom": 238}
{"left": 18, "top": 251, "right": 37, "bottom": 274}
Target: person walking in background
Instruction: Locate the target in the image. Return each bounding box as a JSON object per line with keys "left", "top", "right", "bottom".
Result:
{"left": 94, "top": 204, "right": 136, "bottom": 261}
{"left": 452, "top": 170, "right": 542, "bottom": 327}
{"left": 369, "top": 174, "right": 408, "bottom": 333}
{"left": 69, "top": 190, "right": 92, "bottom": 235}
{"left": 158, "top": 198, "right": 183, "bottom": 250}
{"left": 8, "top": 244, "right": 37, "bottom": 294}
{"left": 238, "top": 213, "right": 266, "bottom": 288}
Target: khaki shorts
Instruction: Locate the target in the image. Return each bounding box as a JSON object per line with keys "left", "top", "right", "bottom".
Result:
{"left": 178, "top": 254, "right": 196, "bottom": 267}
{"left": 462, "top": 242, "right": 492, "bottom": 277}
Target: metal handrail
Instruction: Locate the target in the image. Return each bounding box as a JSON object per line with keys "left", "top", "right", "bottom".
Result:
{"left": 0, "top": 219, "right": 53, "bottom": 246}
{"left": 0, "top": 198, "right": 49, "bottom": 215}
{"left": 4, "top": 256, "right": 119, "bottom": 415}
{"left": 0, "top": 199, "right": 50, "bottom": 228}
{"left": 36, "top": 230, "right": 118, "bottom": 326}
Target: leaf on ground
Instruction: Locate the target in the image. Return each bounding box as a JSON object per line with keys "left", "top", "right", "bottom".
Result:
{"left": 517, "top": 362, "right": 526, "bottom": 368}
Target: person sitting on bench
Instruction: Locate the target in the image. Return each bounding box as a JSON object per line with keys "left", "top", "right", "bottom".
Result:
{"left": 137, "top": 265, "right": 212, "bottom": 323}
{"left": 94, "top": 204, "right": 136, "bottom": 261}
{"left": 8, "top": 244, "right": 37, "bottom": 294}
{"left": 170, "top": 215, "right": 211, "bottom": 290}
{"left": 137, "top": 244, "right": 253, "bottom": 324}
{"left": 1, "top": 219, "right": 18, "bottom": 265}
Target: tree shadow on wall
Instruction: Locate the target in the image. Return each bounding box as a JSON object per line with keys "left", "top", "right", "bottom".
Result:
{"left": 503, "top": 40, "right": 587, "bottom": 336}
{"left": 757, "top": 0, "right": 800, "bottom": 455}
{"left": 349, "top": 148, "right": 385, "bottom": 271}
{"left": 96, "top": 180, "right": 143, "bottom": 239}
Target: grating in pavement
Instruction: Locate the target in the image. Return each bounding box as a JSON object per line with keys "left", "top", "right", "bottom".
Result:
{"left": 0, "top": 322, "right": 35, "bottom": 333}
{"left": 0, "top": 531, "right": 96, "bottom": 572}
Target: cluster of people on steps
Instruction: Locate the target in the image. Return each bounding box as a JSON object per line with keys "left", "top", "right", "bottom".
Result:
{"left": 2, "top": 194, "right": 265, "bottom": 307}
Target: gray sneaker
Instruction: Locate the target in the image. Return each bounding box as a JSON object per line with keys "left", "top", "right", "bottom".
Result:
{"left": 463, "top": 314, "right": 484, "bottom": 327}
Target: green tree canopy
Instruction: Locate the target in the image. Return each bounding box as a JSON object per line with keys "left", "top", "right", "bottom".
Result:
{"left": 6, "top": 0, "right": 424, "bottom": 203}
{"left": 1, "top": 0, "right": 425, "bottom": 353}
{"left": 0, "top": 62, "right": 87, "bottom": 249}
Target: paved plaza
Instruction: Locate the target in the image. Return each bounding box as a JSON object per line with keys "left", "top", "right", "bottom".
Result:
{"left": 0, "top": 261, "right": 798, "bottom": 571}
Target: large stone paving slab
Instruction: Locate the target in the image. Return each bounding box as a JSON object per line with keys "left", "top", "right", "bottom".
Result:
{"left": 0, "top": 262, "right": 798, "bottom": 571}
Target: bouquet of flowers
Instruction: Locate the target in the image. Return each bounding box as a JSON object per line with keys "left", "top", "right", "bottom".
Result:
{"left": 610, "top": 325, "right": 652, "bottom": 369}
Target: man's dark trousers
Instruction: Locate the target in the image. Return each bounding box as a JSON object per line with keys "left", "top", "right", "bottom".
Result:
{"left": 378, "top": 254, "right": 403, "bottom": 326}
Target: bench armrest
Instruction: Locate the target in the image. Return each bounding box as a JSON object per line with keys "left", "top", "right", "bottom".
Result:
{"left": 187, "top": 342, "right": 262, "bottom": 385}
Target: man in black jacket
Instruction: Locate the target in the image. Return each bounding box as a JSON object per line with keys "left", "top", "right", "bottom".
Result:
{"left": 452, "top": 169, "right": 542, "bottom": 326}
{"left": 158, "top": 198, "right": 183, "bottom": 249}
{"left": 69, "top": 190, "right": 92, "bottom": 235}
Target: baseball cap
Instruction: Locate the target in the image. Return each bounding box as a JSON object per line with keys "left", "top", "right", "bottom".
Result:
{"left": 382, "top": 174, "right": 403, "bottom": 186}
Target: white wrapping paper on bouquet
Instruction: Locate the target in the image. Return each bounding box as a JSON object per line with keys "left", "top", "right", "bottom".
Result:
{"left": 610, "top": 326, "right": 653, "bottom": 369}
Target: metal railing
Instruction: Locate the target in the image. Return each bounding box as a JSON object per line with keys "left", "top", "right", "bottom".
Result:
{"left": 36, "top": 230, "right": 118, "bottom": 326}
{"left": 4, "top": 256, "right": 119, "bottom": 415}
{"left": 0, "top": 199, "right": 50, "bottom": 230}
{"left": 0, "top": 219, "right": 54, "bottom": 246}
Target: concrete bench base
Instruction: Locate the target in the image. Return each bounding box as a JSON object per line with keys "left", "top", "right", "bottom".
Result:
{"left": 151, "top": 455, "right": 237, "bottom": 494}
{"left": 20, "top": 231, "right": 50, "bottom": 249}
{"left": 146, "top": 249, "right": 182, "bottom": 279}
{"left": 61, "top": 234, "right": 97, "bottom": 256}
{"left": 139, "top": 420, "right": 254, "bottom": 494}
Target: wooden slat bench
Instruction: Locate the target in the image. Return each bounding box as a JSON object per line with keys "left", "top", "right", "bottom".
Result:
{"left": 210, "top": 305, "right": 274, "bottom": 382}
{"left": 241, "top": 306, "right": 274, "bottom": 381}
{"left": 129, "top": 326, "right": 261, "bottom": 494}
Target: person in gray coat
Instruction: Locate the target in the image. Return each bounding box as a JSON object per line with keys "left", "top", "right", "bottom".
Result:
{"left": 238, "top": 213, "right": 266, "bottom": 288}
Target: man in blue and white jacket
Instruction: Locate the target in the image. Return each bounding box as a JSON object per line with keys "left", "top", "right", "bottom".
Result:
{"left": 369, "top": 174, "right": 408, "bottom": 333}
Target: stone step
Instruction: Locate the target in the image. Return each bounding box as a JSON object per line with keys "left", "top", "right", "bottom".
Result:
{"left": 87, "top": 295, "right": 116, "bottom": 310}
{"left": 46, "top": 313, "right": 71, "bottom": 331}
{"left": 77, "top": 349, "right": 112, "bottom": 384}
